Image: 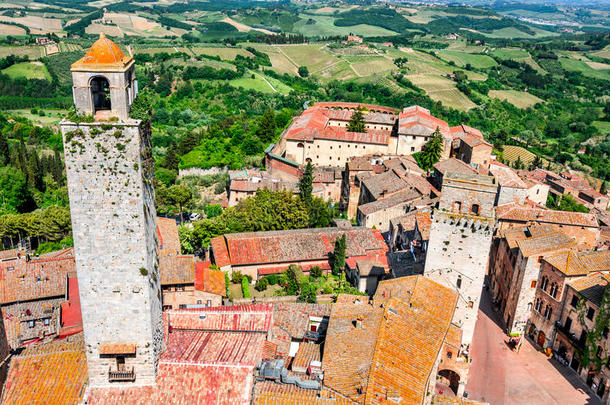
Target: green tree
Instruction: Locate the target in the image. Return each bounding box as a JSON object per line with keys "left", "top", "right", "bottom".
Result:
{"left": 332, "top": 234, "right": 347, "bottom": 276}
{"left": 347, "top": 107, "right": 366, "bottom": 133}
{"left": 298, "top": 66, "right": 309, "bottom": 78}
{"left": 164, "top": 142, "right": 179, "bottom": 171}
{"left": 0, "top": 167, "right": 28, "bottom": 214}
{"left": 600, "top": 180, "right": 607, "bottom": 195}
{"left": 155, "top": 167, "right": 177, "bottom": 186}
{"left": 299, "top": 161, "right": 313, "bottom": 208}
{"left": 418, "top": 128, "right": 444, "bottom": 170}
{"left": 178, "top": 132, "right": 200, "bottom": 155}
{"left": 0, "top": 132, "right": 9, "bottom": 166}
{"left": 299, "top": 283, "right": 317, "bottom": 303}
{"left": 168, "top": 184, "right": 193, "bottom": 223}
{"left": 256, "top": 108, "right": 277, "bottom": 144}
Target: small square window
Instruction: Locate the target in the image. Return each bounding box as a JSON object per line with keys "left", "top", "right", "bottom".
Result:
{"left": 571, "top": 295, "right": 579, "bottom": 307}
{"left": 28, "top": 320, "right": 35, "bottom": 328}
{"left": 531, "top": 280, "right": 537, "bottom": 288}
{"left": 43, "top": 318, "right": 50, "bottom": 326}
{"left": 587, "top": 307, "right": 595, "bottom": 320}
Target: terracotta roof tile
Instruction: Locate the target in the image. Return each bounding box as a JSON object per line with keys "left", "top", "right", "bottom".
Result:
{"left": 542, "top": 250, "right": 610, "bottom": 276}
{"left": 516, "top": 231, "right": 576, "bottom": 257}
{"left": 291, "top": 341, "right": 321, "bottom": 373}
{"left": 433, "top": 158, "right": 477, "bottom": 176}
{"left": 98, "top": 343, "right": 136, "bottom": 355}
{"left": 253, "top": 381, "right": 353, "bottom": 405}
{"left": 88, "top": 362, "right": 254, "bottom": 405}
{"left": 159, "top": 255, "right": 195, "bottom": 285}
{"left": 568, "top": 274, "right": 610, "bottom": 306}
{"left": 0, "top": 256, "right": 74, "bottom": 304}
{"left": 358, "top": 188, "right": 423, "bottom": 216}
{"left": 489, "top": 163, "right": 527, "bottom": 189}
{"left": 167, "top": 304, "right": 273, "bottom": 332}
{"left": 195, "top": 261, "right": 225, "bottom": 296}
{"left": 496, "top": 203, "right": 598, "bottom": 227}
{"left": 216, "top": 227, "right": 388, "bottom": 267}
{"left": 157, "top": 217, "right": 181, "bottom": 256}
{"left": 71, "top": 33, "right": 132, "bottom": 70}
{"left": 211, "top": 236, "right": 231, "bottom": 268}
{"left": 2, "top": 335, "right": 88, "bottom": 405}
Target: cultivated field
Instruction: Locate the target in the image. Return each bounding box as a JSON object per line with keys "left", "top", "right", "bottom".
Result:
{"left": 0, "top": 23, "right": 26, "bottom": 36}
{"left": 0, "top": 15, "right": 63, "bottom": 34}
{"left": 436, "top": 50, "right": 498, "bottom": 69}
{"left": 2, "top": 62, "right": 51, "bottom": 80}
{"left": 559, "top": 57, "right": 610, "bottom": 81}
{"left": 488, "top": 90, "right": 544, "bottom": 109}
{"left": 293, "top": 14, "right": 398, "bottom": 37}
{"left": 279, "top": 44, "right": 337, "bottom": 73}
{"left": 190, "top": 46, "right": 253, "bottom": 60}
{"left": 592, "top": 45, "right": 610, "bottom": 59}
{"left": 407, "top": 73, "right": 477, "bottom": 111}
{"left": 502, "top": 145, "right": 548, "bottom": 167}
{"left": 0, "top": 45, "right": 45, "bottom": 59}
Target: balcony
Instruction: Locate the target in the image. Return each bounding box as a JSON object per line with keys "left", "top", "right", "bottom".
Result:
{"left": 108, "top": 367, "right": 135, "bottom": 382}
{"left": 555, "top": 322, "right": 586, "bottom": 350}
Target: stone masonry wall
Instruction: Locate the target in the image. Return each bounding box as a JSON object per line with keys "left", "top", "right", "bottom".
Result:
{"left": 424, "top": 211, "right": 493, "bottom": 347}
{"left": 61, "top": 120, "right": 163, "bottom": 387}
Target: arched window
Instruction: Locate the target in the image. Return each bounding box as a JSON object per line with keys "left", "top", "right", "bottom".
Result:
{"left": 91, "top": 76, "right": 111, "bottom": 113}
{"left": 535, "top": 298, "right": 542, "bottom": 312}
{"left": 453, "top": 201, "right": 462, "bottom": 212}
{"left": 297, "top": 143, "right": 305, "bottom": 148}
{"left": 541, "top": 276, "right": 548, "bottom": 291}
{"left": 550, "top": 283, "right": 558, "bottom": 299}
{"left": 456, "top": 275, "right": 462, "bottom": 289}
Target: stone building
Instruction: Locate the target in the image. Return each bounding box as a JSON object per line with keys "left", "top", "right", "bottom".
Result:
{"left": 160, "top": 256, "right": 224, "bottom": 310}
{"left": 489, "top": 225, "right": 576, "bottom": 336}
{"left": 488, "top": 161, "right": 528, "bottom": 206}
{"left": 424, "top": 172, "right": 497, "bottom": 348}
{"left": 430, "top": 157, "right": 477, "bottom": 191}
{"left": 522, "top": 178, "right": 549, "bottom": 206}
{"left": 553, "top": 273, "right": 610, "bottom": 402}
{"left": 528, "top": 250, "right": 610, "bottom": 351}
{"left": 495, "top": 202, "right": 600, "bottom": 249}
{"left": 210, "top": 227, "right": 389, "bottom": 281}
{"left": 61, "top": 35, "right": 162, "bottom": 387}
{"left": 0, "top": 253, "right": 77, "bottom": 349}
{"left": 266, "top": 102, "right": 472, "bottom": 174}
{"left": 451, "top": 126, "right": 492, "bottom": 171}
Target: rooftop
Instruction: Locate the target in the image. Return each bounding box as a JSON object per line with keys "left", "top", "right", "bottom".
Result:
{"left": 489, "top": 162, "right": 527, "bottom": 189}
{"left": 159, "top": 255, "right": 195, "bottom": 286}
{"left": 358, "top": 188, "right": 423, "bottom": 216}
{"left": 213, "top": 227, "right": 388, "bottom": 267}
{"left": 544, "top": 250, "right": 610, "bottom": 276}
{"left": 194, "top": 261, "right": 226, "bottom": 296}
{"left": 2, "top": 335, "right": 88, "bottom": 405}
{"left": 496, "top": 203, "right": 599, "bottom": 228}
{"left": 71, "top": 33, "right": 133, "bottom": 71}
{"left": 166, "top": 304, "right": 273, "bottom": 333}
{"left": 568, "top": 273, "right": 610, "bottom": 307}
{"left": 516, "top": 231, "right": 576, "bottom": 257}
{"left": 434, "top": 158, "right": 478, "bottom": 176}
{"left": 157, "top": 217, "right": 181, "bottom": 256}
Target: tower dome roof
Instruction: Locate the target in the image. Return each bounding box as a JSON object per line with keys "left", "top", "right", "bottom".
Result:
{"left": 71, "top": 33, "right": 133, "bottom": 71}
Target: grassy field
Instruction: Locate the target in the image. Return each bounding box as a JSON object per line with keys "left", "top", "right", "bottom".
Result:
{"left": 346, "top": 56, "right": 396, "bottom": 77}
{"left": 488, "top": 90, "right": 544, "bottom": 109}
{"left": 317, "top": 60, "right": 358, "bottom": 82}
{"left": 229, "top": 71, "right": 292, "bottom": 94}
{"left": 0, "top": 45, "right": 45, "bottom": 59}
{"left": 559, "top": 57, "right": 610, "bottom": 81}
{"left": 293, "top": 13, "right": 399, "bottom": 37}
{"left": 592, "top": 45, "right": 610, "bottom": 60}
{"left": 491, "top": 48, "right": 529, "bottom": 59}
{"left": 407, "top": 73, "right": 476, "bottom": 111}
{"left": 190, "top": 46, "right": 253, "bottom": 60}
{"left": 5, "top": 109, "right": 69, "bottom": 126}
{"left": 0, "top": 23, "right": 27, "bottom": 36}
{"left": 279, "top": 44, "right": 337, "bottom": 73}
{"left": 2, "top": 62, "right": 51, "bottom": 80}
{"left": 436, "top": 50, "right": 498, "bottom": 69}
{"left": 593, "top": 121, "right": 610, "bottom": 134}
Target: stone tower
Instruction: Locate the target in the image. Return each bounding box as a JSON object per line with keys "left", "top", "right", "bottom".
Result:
{"left": 60, "top": 34, "right": 162, "bottom": 387}
{"left": 424, "top": 172, "right": 497, "bottom": 350}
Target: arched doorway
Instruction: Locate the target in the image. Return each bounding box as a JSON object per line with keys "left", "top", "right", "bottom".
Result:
{"left": 438, "top": 369, "right": 460, "bottom": 395}
{"left": 537, "top": 331, "right": 546, "bottom": 347}
{"left": 91, "top": 76, "right": 111, "bottom": 113}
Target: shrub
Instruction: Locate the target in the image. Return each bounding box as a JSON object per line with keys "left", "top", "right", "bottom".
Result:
{"left": 255, "top": 277, "right": 268, "bottom": 291}
{"left": 310, "top": 266, "right": 322, "bottom": 278}
{"left": 241, "top": 277, "right": 251, "bottom": 298}
{"left": 245, "top": 274, "right": 253, "bottom": 283}
{"left": 231, "top": 271, "right": 243, "bottom": 284}
{"left": 139, "top": 267, "right": 148, "bottom": 276}
{"left": 266, "top": 274, "right": 278, "bottom": 285}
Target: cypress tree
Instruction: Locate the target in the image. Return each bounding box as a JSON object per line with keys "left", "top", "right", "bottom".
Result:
{"left": 256, "top": 108, "right": 276, "bottom": 144}
{"left": 0, "top": 132, "right": 9, "bottom": 166}
{"left": 332, "top": 234, "right": 346, "bottom": 276}
{"left": 419, "top": 128, "right": 444, "bottom": 170}
{"left": 164, "top": 142, "right": 179, "bottom": 171}
{"left": 298, "top": 161, "right": 313, "bottom": 208}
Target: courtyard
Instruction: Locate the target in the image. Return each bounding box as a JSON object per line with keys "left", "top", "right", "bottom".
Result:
{"left": 466, "top": 286, "right": 603, "bottom": 405}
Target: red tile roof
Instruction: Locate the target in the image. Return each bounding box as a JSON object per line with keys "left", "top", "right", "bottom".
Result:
{"left": 59, "top": 275, "right": 82, "bottom": 336}
{"left": 163, "top": 330, "right": 265, "bottom": 366}
{"left": 98, "top": 343, "right": 136, "bottom": 355}
{"left": 253, "top": 381, "right": 353, "bottom": 405}
{"left": 399, "top": 105, "right": 450, "bottom": 134}
{"left": 167, "top": 304, "right": 273, "bottom": 332}
{"left": 215, "top": 227, "right": 388, "bottom": 267}
{"left": 211, "top": 236, "right": 231, "bottom": 268}
{"left": 489, "top": 162, "right": 527, "bottom": 188}
{"left": 157, "top": 217, "right": 181, "bottom": 256}
{"left": 2, "top": 335, "right": 88, "bottom": 405}
{"left": 159, "top": 255, "right": 196, "bottom": 285}
{"left": 495, "top": 203, "right": 598, "bottom": 227}
{"left": 433, "top": 158, "right": 477, "bottom": 176}
{"left": 0, "top": 256, "right": 74, "bottom": 304}
{"left": 194, "top": 261, "right": 226, "bottom": 296}
{"left": 88, "top": 362, "right": 254, "bottom": 405}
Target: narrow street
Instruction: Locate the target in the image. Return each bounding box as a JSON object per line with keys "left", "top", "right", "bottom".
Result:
{"left": 466, "top": 288, "right": 603, "bottom": 405}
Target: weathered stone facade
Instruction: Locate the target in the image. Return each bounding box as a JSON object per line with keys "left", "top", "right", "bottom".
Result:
{"left": 61, "top": 120, "right": 163, "bottom": 387}
{"left": 424, "top": 172, "right": 497, "bottom": 347}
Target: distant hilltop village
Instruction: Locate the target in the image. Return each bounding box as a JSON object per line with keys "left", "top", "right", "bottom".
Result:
{"left": 0, "top": 35, "right": 609, "bottom": 405}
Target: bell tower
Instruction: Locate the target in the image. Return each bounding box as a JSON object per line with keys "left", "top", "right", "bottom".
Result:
{"left": 60, "top": 35, "right": 162, "bottom": 388}
{"left": 70, "top": 33, "right": 137, "bottom": 121}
